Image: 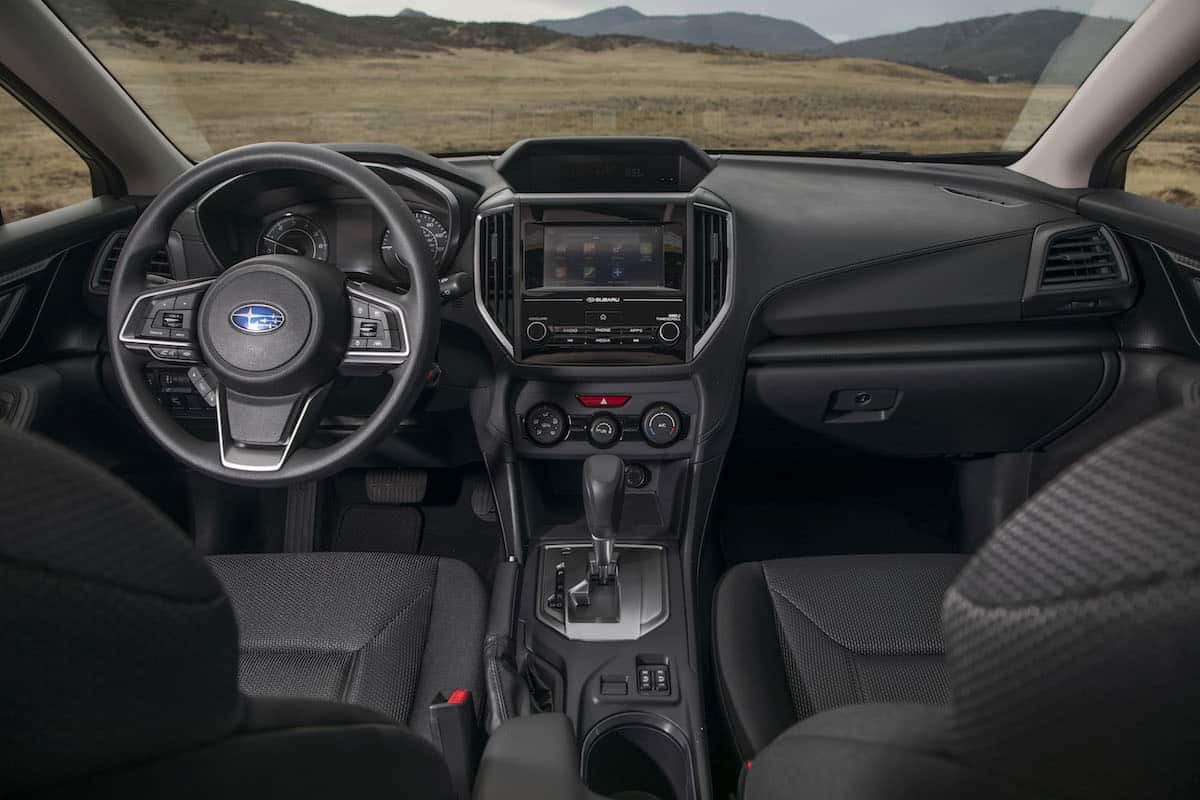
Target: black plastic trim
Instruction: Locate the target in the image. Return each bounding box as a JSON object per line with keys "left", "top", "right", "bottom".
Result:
{"left": 0, "top": 63, "right": 125, "bottom": 197}
{"left": 747, "top": 321, "right": 1119, "bottom": 365}
{"left": 1090, "top": 59, "right": 1200, "bottom": 189}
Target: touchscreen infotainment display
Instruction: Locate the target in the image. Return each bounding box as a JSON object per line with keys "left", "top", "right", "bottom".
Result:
{"left": 541, "top": 225, "right": 664, "bottom": 288}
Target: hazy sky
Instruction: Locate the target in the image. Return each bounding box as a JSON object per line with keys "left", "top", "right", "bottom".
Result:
{"left": 302, "top": 0, "right": 1150, "bottom": 41}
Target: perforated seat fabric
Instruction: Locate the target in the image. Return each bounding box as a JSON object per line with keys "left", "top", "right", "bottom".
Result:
{"left": 714, "top": 554, "right": 967, "bottom": 757}
{"left": 0, "top": 425, "right": 478, "bottom": 797}
{"left": 208, "top": 552, "right": 486, "bottom": 738}
{"left": 737, "top": 404, "right": 1200, "bottom": 799}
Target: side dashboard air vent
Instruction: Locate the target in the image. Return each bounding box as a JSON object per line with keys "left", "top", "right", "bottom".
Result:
{"left": 1023, "top": 223, "right": 1135, "bottom": 318}
{"left": 90, "top": 231, "right": 173, "bottom": 292}
{"left": 1040, "top": 228, "right": 1121, "bottom": 288}
{"left": 693, "top": 205, "right": 731, "bottom": 350}
{"left": 476, "top": 208, "right": 515, "bottom": 352}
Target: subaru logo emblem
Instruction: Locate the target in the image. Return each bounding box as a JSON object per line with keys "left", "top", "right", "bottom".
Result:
{"left": 230, "top": 304, "right": 286, "bottom": 334}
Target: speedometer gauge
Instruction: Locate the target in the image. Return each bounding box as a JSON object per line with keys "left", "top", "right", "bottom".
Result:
{"left": 259, "top": 215, "right": 329, "bottom": 262}
{"left": 381, "top": 209, "right": 449, "bottom": 269}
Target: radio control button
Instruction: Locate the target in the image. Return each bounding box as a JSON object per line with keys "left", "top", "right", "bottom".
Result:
{"left": 550, "top": 335, "right": 589, "bottom": 346}
{"left": 526, "top": 320, "right": 549, "bottom": 342}
{"left": 586, "top": 311, "right": 622, "bottom": 325}
{"left": 657, "top": 321, "right": 681, "bottom": 343}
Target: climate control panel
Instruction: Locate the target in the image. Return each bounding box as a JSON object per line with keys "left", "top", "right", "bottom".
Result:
{"left": 523, "top": 399, "right": 686, "bottom": 450}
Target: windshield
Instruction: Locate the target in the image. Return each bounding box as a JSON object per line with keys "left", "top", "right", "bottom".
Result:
{"left": 48, "top": 0, "right": 1149, "bottom": 161}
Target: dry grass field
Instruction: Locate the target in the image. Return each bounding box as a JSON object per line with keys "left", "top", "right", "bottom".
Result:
{"left": 3, "top": 45, "right": 1199, "bottom": 221}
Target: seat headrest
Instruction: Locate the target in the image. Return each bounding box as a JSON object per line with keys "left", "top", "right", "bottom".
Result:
{"left": 943, "top": 405, "right": 1200, "bottom": 799}
{"left": 0, "top": 427, "right": 241, "bottom": 793}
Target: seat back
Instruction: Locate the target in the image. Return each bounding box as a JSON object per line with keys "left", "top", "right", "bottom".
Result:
{"left": 0, "top": 427, "right": 451, "bottom": 799}
{"left": 943, "top": 404, "right": 1200, "bottom": 799}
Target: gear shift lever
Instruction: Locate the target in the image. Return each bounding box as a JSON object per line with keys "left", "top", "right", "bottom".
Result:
{"left": 583, "top": 454, "right": 624, "bottom": 584}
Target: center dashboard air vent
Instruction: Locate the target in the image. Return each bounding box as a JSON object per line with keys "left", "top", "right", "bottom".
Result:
{"left": 1023, "top": 222, "right": 1135, "bottom": 318}
{"left": 693, "top": 204, "right": 732, "bottom": 351}
{"left": 476, "top": 207, "right": 515, "bottom": 353}
{"left": 90, "top": 230, "right": 173, "bottom": 292}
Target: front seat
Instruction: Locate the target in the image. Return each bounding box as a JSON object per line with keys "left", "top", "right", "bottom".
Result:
{"left": 0, "top": 426, "right": 486, "bottom": 798}
{"left": 719, "top": 404, "right": 1200, "bottom": 799}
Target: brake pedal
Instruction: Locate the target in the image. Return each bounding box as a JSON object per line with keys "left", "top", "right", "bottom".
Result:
{"left": 365, "top": 469, "right": 427, "bottom": 505}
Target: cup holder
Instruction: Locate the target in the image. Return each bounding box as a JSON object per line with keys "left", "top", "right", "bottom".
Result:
{"left": 581, "top": 713, "right": 694, "bottom": 800}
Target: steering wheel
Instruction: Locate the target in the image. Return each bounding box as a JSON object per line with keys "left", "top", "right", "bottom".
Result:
{"left": 107, "top": 143, "right": 439, "bottom": 486}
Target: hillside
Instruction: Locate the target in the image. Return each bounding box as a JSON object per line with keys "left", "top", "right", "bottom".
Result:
{"left": 47, "top": 0, "right": 658, "bottom": 61}
{"left": 535, "top": 5, "right": 830, "bottom": 52}
{"left": 824, "top": 10, "right": 1131, "bottom": 82}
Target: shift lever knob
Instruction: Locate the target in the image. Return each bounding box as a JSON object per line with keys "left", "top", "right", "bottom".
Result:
{"left": 583, "top": 454, "right": 624, "bottom": 582}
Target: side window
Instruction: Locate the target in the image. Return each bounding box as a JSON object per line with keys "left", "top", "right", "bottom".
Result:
{"left": 1126, "top": 91, "right": 1200, "bottom": 208}
{"left": 0, "top": 88, "right": 92, "bottom": 223}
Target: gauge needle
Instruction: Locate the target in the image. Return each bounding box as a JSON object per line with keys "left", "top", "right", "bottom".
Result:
{"left": 263, "top": 237, "right": 300, "bottom": 254}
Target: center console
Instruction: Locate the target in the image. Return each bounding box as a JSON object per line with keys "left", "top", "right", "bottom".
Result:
{"left": 477, "top": 139, "right": 729, "bottom": 800}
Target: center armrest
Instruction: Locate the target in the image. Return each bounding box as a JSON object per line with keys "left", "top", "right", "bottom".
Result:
{"left": 473, "top": 714, "right": 602, "bottom": 800}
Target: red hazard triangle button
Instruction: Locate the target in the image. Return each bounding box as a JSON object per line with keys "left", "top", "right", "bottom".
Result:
{"left": 577, "top": 395, "right": 631, "bottom": 409}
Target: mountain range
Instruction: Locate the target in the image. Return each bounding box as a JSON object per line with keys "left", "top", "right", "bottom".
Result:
{"left": 52, "top": 0, "right": 1134, "bottom": 83}
{"left": 536, "top": 6, "right": 1132, "bottom": 82}
{"left": 534, "top": 6, "right": 830, "bottom": 53}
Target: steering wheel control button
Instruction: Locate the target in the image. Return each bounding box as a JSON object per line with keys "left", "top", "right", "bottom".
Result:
{"left": 526, "top": 403, "right": 567, "bottom": 446}
{"left": 526, "top": 320, "right": 549, "bottom": 342}
{"left": 577, "top": 394, "right": 631, "bottom": 409}
{"left": 642, "top": 403, "right": 683, "bottom": 447}
{"left": 657, "top": 321, "right": 681, "bottom": 343}
{"left": 588, "top": 414, "right": 621, "bottom": 447}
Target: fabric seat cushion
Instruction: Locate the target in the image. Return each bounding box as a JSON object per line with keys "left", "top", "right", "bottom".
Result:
{"left": 208, "top": 551, "right": 486, "bottom": 739}
{"left": 742, "top": 704, "right": 1035, "bottom": 800}
{"left": 715, "top": 554, "right": 967, "bottom": 757}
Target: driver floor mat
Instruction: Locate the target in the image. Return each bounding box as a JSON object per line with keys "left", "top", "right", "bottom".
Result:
{"left": 334, "top": 505, "right": 423, "bottom": 554}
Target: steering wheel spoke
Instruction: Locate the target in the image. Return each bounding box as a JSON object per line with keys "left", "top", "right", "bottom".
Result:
{"left": 216, "top": 384, "right": 330, "bottom": 472}
{"left": 117, "top": 278, "right": 215, "bottom": 364}
{"left": 341, "top": 280, "right": 411, "bottom": 371}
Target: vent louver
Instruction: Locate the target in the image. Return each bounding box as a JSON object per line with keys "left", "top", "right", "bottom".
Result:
{"left": 1039, "top": 228, "right": 1121, "bottom": 288}
{"left": 477, "top": 208, "right": 515, "bottom": 351}
{"left": 693, "top": 205, "right": 731, "bottom": 348}
{"left": 91, "top": 231, "right": 173, "bottom": 291}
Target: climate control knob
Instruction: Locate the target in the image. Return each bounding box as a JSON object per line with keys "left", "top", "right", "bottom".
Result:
{"left": 525, "top": 403, "right": 567, "bottom": 446}
{"left": 588, "top": 414, "right": 621, "bottom": 447}
{"left": 642, "top": 403, "right": 682, "bottom": 447}
{"left": 657, "top": 321, "right": 681, "bottom": 344}
{"left": 526, "top": 320, "right": 549, "bottom": 342}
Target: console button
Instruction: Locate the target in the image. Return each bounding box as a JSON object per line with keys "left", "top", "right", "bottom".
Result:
{"left": 657, "top": 321, "right": 681, "bottom": 344}
{"left": 525, "top": 403, "right": 567, "bottom": 446}
{"left": 642, "top": 403, "right": 683, "bottom": 447}
{"left": 586, "top": 310, "right": 622, "bottom": 325}
{"left": 577, "top": 395, "right": 631, "bottom": 409}
{"left": 526, "top": 320, "right": 549, "bottom": 342}
{"left": 588, "top": 414, "right": 620, "bottom": 447}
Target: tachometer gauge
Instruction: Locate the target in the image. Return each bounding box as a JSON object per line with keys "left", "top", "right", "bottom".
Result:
{"left": 381, "top": 209, "right": 449, "bottom": 269}
{"left": 259, "top": 215, "right": 329, "bottom": 262}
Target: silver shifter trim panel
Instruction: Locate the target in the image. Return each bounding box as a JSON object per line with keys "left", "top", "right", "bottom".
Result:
{"left": 536, "top": 543, "right": 668, "bottom": 642}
